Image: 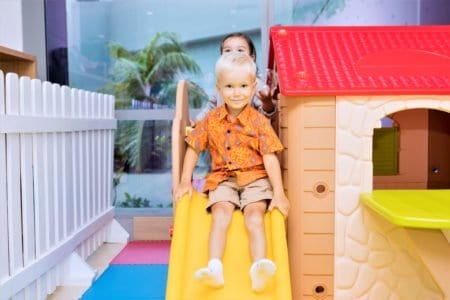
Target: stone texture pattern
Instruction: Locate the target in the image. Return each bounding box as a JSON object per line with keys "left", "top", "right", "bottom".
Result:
{"left": 335, "top": 95, "right": 450, "bottom": 299}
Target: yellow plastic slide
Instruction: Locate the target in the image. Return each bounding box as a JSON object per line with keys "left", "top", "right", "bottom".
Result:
{"left": 165, "top": 191, "right": 292, "bottom": 300}
{"left": 168, "top": 80, "right": 291, "bottom": 299}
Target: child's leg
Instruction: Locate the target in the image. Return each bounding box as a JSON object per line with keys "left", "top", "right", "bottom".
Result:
{"left": 209, "top": 201, "right": 235, "bottom": 259}
{"left": 243, "top": 201, "right": 276, "bottom": 292}
{"left": 243, "top": 201, "right": 267, "bottom": 261}
{"left": 195, "top": 201, "right": 234, "bottom": 287}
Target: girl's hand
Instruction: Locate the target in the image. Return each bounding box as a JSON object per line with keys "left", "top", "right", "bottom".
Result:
{"left": 174, "top": 182, "right": 193, "bottom": 202}
{"left": 257, "top": 85, "right": 277, "bottom": 113}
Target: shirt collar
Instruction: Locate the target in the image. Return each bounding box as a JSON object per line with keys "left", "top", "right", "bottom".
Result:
{"left": 217, "top": 104, "right": 253, "bottom": 126}
{"left": 217, "top": 105, "right": 229, "bottom": 120}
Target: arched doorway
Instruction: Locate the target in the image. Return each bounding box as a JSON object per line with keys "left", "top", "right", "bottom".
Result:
{"left": 373, "top": 108, "right": 450, "bottom": 190}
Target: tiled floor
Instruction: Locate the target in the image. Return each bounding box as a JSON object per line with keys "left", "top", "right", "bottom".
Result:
{"left": 48, "top": 243, "right": 126, "bottom": 300}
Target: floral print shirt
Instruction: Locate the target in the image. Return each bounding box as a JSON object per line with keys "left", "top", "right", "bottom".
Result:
{"left": 186, "top": 104, "right": 284, "bottom": 193}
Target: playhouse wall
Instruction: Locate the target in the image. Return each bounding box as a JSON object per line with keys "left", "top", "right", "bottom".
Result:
{"left": 373, "top": 109, "right": 429, "bottom": 189}
{"left": 281, "top": 95, "right": 336, "bottom": 300}
{"left": 333, "top": 95, "right": 449, "bottom": 299}
{"left": 428, "top": 109, "right": 450, "bottom": 189}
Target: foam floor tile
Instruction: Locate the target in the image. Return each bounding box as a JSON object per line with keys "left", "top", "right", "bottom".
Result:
{"left": 111, "top": 240, "right": 171, "bottom": 265}
{"left": 81, "top": 265, "right": 167, "bottom": 300}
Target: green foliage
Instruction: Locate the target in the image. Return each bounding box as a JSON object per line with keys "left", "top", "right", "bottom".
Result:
{"left": 112, "top": 172, "right": 123, "bottom": 206}
{"left": 119, "top": 192, "right": 151, "bottom": 208}
{"left": 117, "top": 192, "right": 172, "bottom": 208}
{"left": 115, "top": 120, "right": 145, "bottom": 171}
{"left": 158, "top": 80, "right": 207, "bottom": 109}
{"left": 102, "top": 32, "right": 202, "bottom": 107}
{"left": 106, "top": 32, "right": 205, "bottom": 172}
{"left": 114, "top": 120, "right": 172, "bottom": 172}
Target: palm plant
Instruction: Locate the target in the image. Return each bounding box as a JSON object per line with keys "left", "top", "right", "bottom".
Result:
{"left": 104, "top": 31, "right": 202, "bottom": 108}
{"left": 105, "top": 32, "right": 206, "bottom": 172}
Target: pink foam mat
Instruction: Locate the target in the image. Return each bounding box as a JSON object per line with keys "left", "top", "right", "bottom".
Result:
{"left": 111, "top": 240, "right": 171, "bottom": 265}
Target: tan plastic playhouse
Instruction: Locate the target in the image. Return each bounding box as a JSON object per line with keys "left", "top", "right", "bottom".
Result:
{"left": 170, "top": 25, "right": 450, "bottom": 300}
{"left": 268, "top": 25, "right": 450, "bottom": 299}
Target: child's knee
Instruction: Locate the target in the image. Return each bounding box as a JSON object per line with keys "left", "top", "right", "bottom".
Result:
{"left": 211, "top": 202, "right": 235, "bottom": 220}
{"left": 244, "top": 206, "right": 265, "bottom": 227}
{"left": 245, "top": 212, "right": 264, "bottom": 227}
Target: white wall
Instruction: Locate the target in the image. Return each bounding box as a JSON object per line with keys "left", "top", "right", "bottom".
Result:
{"left": 0, "top": 0, "right": 23, "bottom": 50}
{"left": 0, "top": 0, "right": 47, "bottom": 80}
{"left": 22, "top": 0, "right": 47, "bottom": 80}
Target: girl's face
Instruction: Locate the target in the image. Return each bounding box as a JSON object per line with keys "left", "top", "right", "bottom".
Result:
{"left": 222, "top": 37, "right": 254, "bottom": 59}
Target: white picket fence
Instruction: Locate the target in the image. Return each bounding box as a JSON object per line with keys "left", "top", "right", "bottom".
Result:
{"left": 0, "top": 71, "right": 128, "bottom": 300}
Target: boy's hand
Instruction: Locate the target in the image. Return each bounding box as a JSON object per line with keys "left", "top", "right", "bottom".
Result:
{"left": 174, "top": 181, "right": 193, "bottom": 202}
{"left": 268, "top": 190, "right": 289, "bottom": 217}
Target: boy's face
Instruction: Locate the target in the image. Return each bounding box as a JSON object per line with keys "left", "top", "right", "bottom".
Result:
{"left": 216, "top": 67, "right": 256, "bottom": 116}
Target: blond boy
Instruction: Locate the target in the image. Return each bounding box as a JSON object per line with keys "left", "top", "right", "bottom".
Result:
{"left": 174, "top": 52, "right": 289, "bottom": 292}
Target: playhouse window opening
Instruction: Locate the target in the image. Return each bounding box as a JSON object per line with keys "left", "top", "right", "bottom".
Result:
{"left": 373, "top": 109, "right": 450, "bottom": 190}
{"left": 373, "top": 116, "right": 399, "bottom": 176}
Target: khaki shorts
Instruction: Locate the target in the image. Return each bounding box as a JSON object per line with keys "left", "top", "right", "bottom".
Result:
{"left": 207, "top": 177, "right": 273, "bottom": 211}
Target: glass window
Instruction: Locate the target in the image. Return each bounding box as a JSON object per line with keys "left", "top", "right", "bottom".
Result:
{"left": 113, "top": 119, "right": 172, "bottom": 210}
{"left": 65, "top": 0, "right": 265, "bottom": 95}
{"left": 276, "top": 0, "right": 450, "bottom": 27}
{"left": 60, "top": 0, "right": 266, "bottom": 216}
{"left": 45, "top": 1, "right": 450, "bottom": 217}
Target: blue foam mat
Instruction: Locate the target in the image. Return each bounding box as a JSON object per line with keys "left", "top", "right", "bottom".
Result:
{"left": 81, "top": 265, "right": 167, "bottom": 300}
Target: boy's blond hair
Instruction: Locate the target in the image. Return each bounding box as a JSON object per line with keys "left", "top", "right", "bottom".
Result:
{"left": 215, "top": 52, "right": 257, "bottom": 84}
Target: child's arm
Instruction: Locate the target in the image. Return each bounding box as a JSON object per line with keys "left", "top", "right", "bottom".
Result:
{"left": 174, "top": 146, "right": 199, "bottom": 201}
{"left": 263, "top": 153, "right": 289, "bottom": 217}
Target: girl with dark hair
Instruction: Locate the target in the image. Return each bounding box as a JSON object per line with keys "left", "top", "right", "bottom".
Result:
{"left": 194, "top": 32, "right": 277, "bottom": 123}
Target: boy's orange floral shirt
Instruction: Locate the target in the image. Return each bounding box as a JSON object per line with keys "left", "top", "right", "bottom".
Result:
{"left": 186, "top": 104, "right": 284, "bottom": 193}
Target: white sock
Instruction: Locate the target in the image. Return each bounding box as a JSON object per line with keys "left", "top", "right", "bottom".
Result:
{"left": 194, "top": 258, "right": 224, "bottom": 288}
{"left": 250, "top": 258, "right": 276, "bottom": 292}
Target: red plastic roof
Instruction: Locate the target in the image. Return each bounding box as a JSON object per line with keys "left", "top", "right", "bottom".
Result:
{"left": 269, "top": 25, "right": 450, "bottom": 96}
